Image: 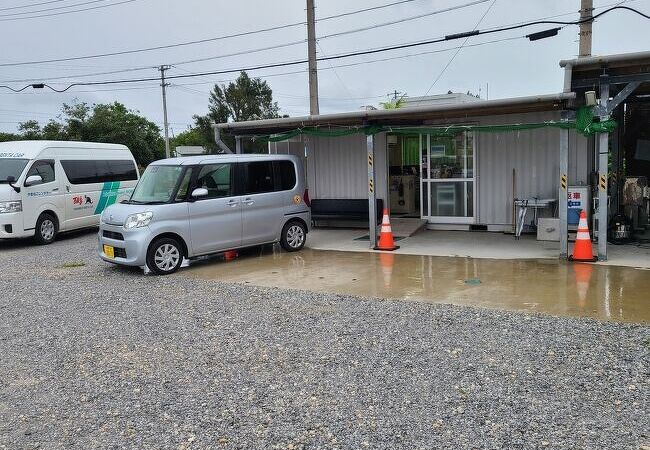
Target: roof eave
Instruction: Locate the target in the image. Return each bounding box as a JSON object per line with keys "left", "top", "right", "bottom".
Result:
{"left": 213, "top": 92, "right": 575, "bottom": 135}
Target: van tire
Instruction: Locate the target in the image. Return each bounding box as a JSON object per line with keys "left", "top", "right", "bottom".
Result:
{"left": 34, "top": 213, "right": 58, "bottom": 245}
{"left": 280, "top": 220, "right": 307, "bottom": 252}
{"left": 147, "top": 237, "right": 184, "bottom": 275}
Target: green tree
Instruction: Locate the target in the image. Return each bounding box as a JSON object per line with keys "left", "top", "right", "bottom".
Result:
{"left": 0, "top": 132, "right": 20, "bottom": 143}
{"left": 15, "top": 102, "right": 165, "bottom": 166}
{"left": 193, "top": 71, "right": 282, "bottom": 153}
{"left": 170, "top": 127, "right": 209, "bottom": 150}
{"left": 207, "top": 71, "right": 280, "bottom": 122}
{"left": 17, "top": 120, "right": 42, "bottom": 139}
{"left": 80, "top": 103, "right": 165, "bottom": 165}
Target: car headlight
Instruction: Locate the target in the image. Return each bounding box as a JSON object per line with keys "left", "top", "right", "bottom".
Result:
{"left": 0, "top": 201, "right": 22, "bottom": 214}
{"left": 124, "top": 211, "right": 153, "bottom": 229}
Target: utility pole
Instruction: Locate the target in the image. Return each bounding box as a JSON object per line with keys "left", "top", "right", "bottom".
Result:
{"left": 388, "top": 90, "right": 403, "bottom": 101}
{"left": 306, "top": 0, "right": 319, "bottom": 115}
{"left": 159, "top": 65, "right": 171, "bottom": 158}
{"left": 578, "top": 0, "right": 593, "bottom": 58}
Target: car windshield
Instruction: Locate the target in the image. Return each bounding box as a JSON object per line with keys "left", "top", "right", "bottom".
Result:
{"left": 0, "top": 158, "right": 28, "bottom": 183}
{"left": 129, "top": 165, "right": 185, "bottom": 204}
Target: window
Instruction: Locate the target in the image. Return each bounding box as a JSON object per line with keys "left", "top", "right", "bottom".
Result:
{"left": 0, "top": 159, "right": 28, "bottom": 182}
{"left": 175, "top": 169, "right": 193, "bottom": 202}
{"left": 245, "top": 161, "right": 274, "bottom": 194}
{"left": 274, "top": 161, "right": 296, "bottom": 191}
{"left": 61, "top": 160, "right": 138, "bottom": 184}
{"left": 196, "top": 164, "right": 232, "bottom": 199}
{"left": 26, "top": 160, "right": 55, "bottom": 184}
{"left": 109, "top": 160, "right": 138, "bottom": 181}
{"left": 130, "top": 165, "right": 185, "bottom": 204}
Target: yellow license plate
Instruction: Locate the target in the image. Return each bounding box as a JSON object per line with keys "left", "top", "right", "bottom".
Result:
{"left": 103, "top": 244, "right": 115, "bottom": 259}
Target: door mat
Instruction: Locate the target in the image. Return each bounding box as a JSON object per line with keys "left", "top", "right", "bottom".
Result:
{"left": 353, "top": 235, "right": 406, "bottom": 242}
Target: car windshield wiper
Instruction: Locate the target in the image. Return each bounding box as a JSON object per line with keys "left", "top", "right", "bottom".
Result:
{"left": 129, "top": 200, "right": 166, "bottom": 205}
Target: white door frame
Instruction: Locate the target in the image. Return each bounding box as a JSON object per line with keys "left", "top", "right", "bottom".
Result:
{"left": 419, "top": 132, "right": 476, "bottom": 224}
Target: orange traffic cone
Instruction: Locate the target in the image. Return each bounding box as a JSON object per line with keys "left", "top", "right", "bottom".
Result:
{"left": 569, "top": 210, "right": 597, "bottom": 262}
{"left": 224, "top": 250, "right": 238, "bottom": 261}
{"left": 374, "top": 208, "right": 400, "bottom": 251}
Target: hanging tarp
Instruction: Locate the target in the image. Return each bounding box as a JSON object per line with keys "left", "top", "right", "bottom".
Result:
{"left": 261, "top": 107, "right": 616, "bottom": 142}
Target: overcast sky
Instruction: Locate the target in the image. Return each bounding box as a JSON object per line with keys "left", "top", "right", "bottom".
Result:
{"left": 0, "top": 0, "right": 647, "bottom": 135}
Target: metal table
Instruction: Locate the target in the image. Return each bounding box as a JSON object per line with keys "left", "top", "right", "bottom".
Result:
{"left": 514, "top": 198, "right": 557, "bottom": 239}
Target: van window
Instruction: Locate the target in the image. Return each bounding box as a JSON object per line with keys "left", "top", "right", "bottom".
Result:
{"left": 244, "top": 161, "right": 274, "bottom": 195}
{"left": 61, "top": 160, "right": 138, "bottom": 184}
{"left": 26, "top": 160, "right": 55, "bottom": 184}
{"left": 175, "top": 169, "right": 193, "bottom": 202}
{"left": 274, "top": 161, "right": 296, "bottom": 191}
{"left": 196, "top": 164, "right": 232, "bottom": 199}
{"left": 110, "top": 160, "right": 138, "bottom": 181}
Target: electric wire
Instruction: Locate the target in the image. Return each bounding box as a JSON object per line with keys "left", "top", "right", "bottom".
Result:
{"left": 0, "top": 0, "right": 138, "bottom": 21}
{"left": 0, "top": 0, "right": 78, "bottom": 12}
{"left": 0, "top": 0, "right": 637, "bottom": 84}
{"left": 0, "top": 0, "right": 115, "bottom": 18}
{"left": 1, "top": 6, "right": 648, "bottom": 93}
{"left": 0, "top": 35, "right": 525, "bottom": 96}
{"left": 0, "top": 0, "right": 483, "bottom": 67}
{"left": 424, "top": 0, "right": 497, "bottom": 95}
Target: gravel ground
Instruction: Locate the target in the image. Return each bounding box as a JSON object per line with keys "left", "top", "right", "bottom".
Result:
{"left": 0, "top": 231, "right": 648, "bottom": 450}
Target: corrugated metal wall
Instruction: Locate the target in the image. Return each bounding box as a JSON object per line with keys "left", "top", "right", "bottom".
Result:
{"left": 275, "top": 111, "right": 589, "bottom": 229}
{"left": 473, "top": 111, "right": 589, "bottom": 227}
{"left": 305, "top": 133, "right": 388, "bottom": 203}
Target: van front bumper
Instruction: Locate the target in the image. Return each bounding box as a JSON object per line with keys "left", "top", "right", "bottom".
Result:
{"left": 98, "top": 223, "right": 151, "bottom": 267}
{"left": 0, "top": 213, "right": 30, "bottom": 239}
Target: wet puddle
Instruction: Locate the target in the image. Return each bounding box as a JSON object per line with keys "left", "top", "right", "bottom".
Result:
{"left": 186, "top": 247, "right": 650, "bottom": 323}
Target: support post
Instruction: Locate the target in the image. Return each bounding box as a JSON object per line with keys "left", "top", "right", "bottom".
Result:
{"left": 235, "top": 136, "right": 242, "bottom": 154}
{"left": 306, "top": 0, "right": 320, "bottom": 115}
{"left": 597, "top": 83, "right": 610, "bottom": 261}
{"left": 159, "top": 65, "right": 171, "bottom": 159}
{"left": 578, "top": 0, "right": 593, "bottom": 58}
{"left": 559, "top": 112, "right": 570, "bottom": 259}
{"left": 367, "top": 134, "right": 377, "bottom": 249}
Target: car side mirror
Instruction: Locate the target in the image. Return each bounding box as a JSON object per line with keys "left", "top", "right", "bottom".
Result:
{"left": 191, "top": 188, "right": 208, "bottom": 199}
{"left": 25, "top": 175, "right": 43, "bottom": 187}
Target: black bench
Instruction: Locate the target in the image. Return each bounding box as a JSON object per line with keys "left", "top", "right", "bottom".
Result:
{"left": 311, "top": 199, "right": 384, "bottom": 226}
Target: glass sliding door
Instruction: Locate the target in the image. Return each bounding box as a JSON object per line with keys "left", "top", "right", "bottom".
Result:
{"left": 420, "top": 131, "right": 475, "bottom": 224}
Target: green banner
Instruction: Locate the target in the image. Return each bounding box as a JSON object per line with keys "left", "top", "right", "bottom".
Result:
{"left": 261, "top": 107, "right": 616, "bottom": 142}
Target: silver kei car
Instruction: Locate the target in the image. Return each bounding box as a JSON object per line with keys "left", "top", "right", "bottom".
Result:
{"left": 98, "top": 154, "right": 311, "bottom": 275}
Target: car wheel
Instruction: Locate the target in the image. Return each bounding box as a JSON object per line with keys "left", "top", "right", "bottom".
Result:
{"left": 280, "top": 221, "right": 306, "bottom": 252}
{"left": 34, "top": 213, "right": 58, "bottom": 245}
{"left": 147, "top": 237, "right": 184, "bottom": 275}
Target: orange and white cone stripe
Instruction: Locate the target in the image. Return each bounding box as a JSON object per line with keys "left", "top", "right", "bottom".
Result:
{"left": 576, "top": 214, "right": 591, "bottom": 241}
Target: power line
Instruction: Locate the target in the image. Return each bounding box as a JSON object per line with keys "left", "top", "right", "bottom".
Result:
{"left": 2, "top": 5, "right": 648, "bottom": 93}
{"left": 0, "top": 0, "right": 138, "bottom": 22}
{"left": 0, "top": 0, "right": 114, "bottom": 18}
{"left": 317, "top": 0, "right": 423, "bottom": 21}
{"left": 0, "top": 37, "right": 521, "bottom": 98}
{"left": 424, "top": 0, "right": 497, "bottom": 95}
{"left": 0, "top": 35, "right": 526, "bottom": 93}
{"left": 0, "top": 0, "right": 74, "bottom": 12}
{"left": 319, "top": 0, "right": 491, "bottom": 40}
{"left": 0, "top": 0, "right": 473, "bottom": 66}
{"left": 0, "top": 0, "right": 632, "bottom": 84}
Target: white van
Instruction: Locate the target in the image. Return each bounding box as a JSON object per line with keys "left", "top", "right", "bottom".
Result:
{"left": 0, "top": 141, "right": 139, "bottom": 244}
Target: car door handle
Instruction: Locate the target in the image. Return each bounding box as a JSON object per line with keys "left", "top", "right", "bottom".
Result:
{"left": 243, "top": 198, "right": 254, "bottom": 205}
{"left": 52, "top": 188, "right": 59, "bottom": 192}
{"left": 227, "top": 200, "right": 240, "bottom": 207}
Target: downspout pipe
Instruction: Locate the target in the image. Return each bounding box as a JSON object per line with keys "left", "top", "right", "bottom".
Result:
{"left": 213, "top": 125, "right": 233, "bottom": 154}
